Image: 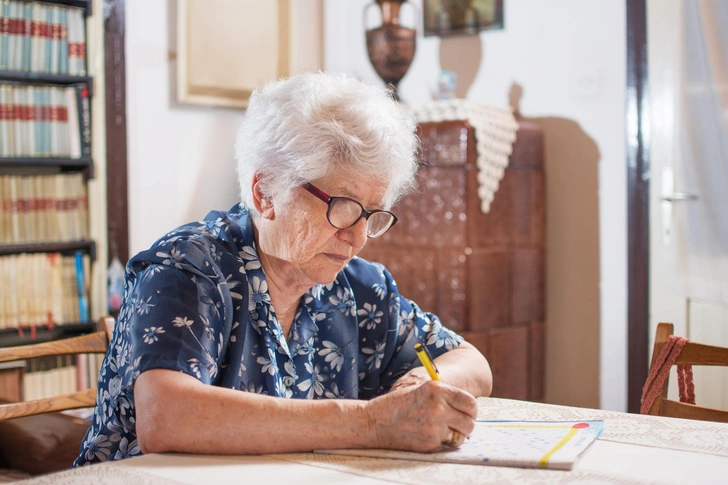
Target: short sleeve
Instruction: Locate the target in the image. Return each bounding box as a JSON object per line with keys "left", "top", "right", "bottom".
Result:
{"left": 377, "top": 284, "right": 464, "bottom": 392}
{"left": 117, "top": 262, "right": 227, "bottom": 395}
{"left": 347, "top": 258, "right": 463, "bottom": 395}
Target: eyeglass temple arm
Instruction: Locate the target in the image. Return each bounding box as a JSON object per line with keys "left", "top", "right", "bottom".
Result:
{"left": 301, "top": 183, "right": 331, "bottom": 204}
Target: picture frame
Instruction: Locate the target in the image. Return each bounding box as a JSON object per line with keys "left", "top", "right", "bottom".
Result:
{"left": 176, "top": 0, "right": 290, "bottom": 109}
{"left": 422, "top": 0, "right": 504, "bottom": 37}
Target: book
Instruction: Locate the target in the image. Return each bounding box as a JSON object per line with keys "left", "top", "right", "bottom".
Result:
{"left": 74, "top": 251, "right": 88, "bottom": 323}
{"left": 74, "top": 83, "right": 90, "bottom": 158}
{"left": 316, "top": 420, "right": 604, "bottom": 471}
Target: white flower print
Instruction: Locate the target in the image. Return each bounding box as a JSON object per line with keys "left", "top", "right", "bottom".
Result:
{"left": 199, "top": 218, "right": 225, "bottom": 238}
{"left": 357, "top": 303, "right": 383, "bottom": 330}
{"left": 297, "top": 362, "right": 326, "bottom": 398}
{"left": 372, "top": 283, "right": 386, "bottom": 300}
{"left": 199, "top": 315, "right": 215, "bottom": 341}
{"left": 324, "top": 382, "right": 342, "bottom": 399}
{"left": 239, "top": 246, "right": 261, "bottom": 270}
{"left": 398, "top": 308, "right": 415, "bottom": 337}
{"left": 141, "top": 264, "right": 165, "bottom": 282}
{"left": 297, "top": 338, "right": 314, "bottom": 356}
{"left": 136, "top": 296, "right": 155, "bottom": 315}
{"left": 142, "top": 326, "right": 164, "bottom": 344}
{"left": 425, "top": 319, "right": 462, "bottom": 350}
{"left": 318, "top": 340, "right": 345, "bottom": 372}
{"left": 237, "top": 356, "right": 247, "bottom": 375}
{"left": 283, "top": 360, "right": 298, "bottom": 387}
{"left": 248, "top": 276, "right": 271, "bottom": 312}
{"left": 84, "top": 434, "right": 114, "bottom": 462}
{"left": 329, "top": 286, "right": 355, "bottom": 316}
{"left": 240, "top": 380, "right": 265, "bottom": 394}
{"left": 172, "top": 316, "right": 194, "bottom": 328}
{"left": 362, "top": 340, "right": 386, "bottom": 370}
{"left": 388, "top": 291, "right": 399, "bottom": 315}
{"left": 108, "top": 376, "right": 122, "bottom": 399}
{"left": 155, "top": 246, "right": 186, "bottom": 268}
{"left": 274, "top": 377, "right": 293, "bottom": 398}
{"left": 188, "top": 358, "right": 203, "bottom": 379}
{"left": 112, "top": 437, "right": 141, "bottom": 460}
{"left": 222, "top": 272, "right": 243, "bottom": 300}
{"left": 257, "top": 348, "right": 279, "bottom": 376}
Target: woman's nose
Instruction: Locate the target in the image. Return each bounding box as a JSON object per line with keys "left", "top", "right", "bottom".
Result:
{"left": 339, "top": 217, "right": 368, "bottom": 248}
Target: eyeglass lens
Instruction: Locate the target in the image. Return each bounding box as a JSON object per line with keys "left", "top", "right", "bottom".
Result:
{"left": 328, "top": 198, "right": 394, "bottom": 238}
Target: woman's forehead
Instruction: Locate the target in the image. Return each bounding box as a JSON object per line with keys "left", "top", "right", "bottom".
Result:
{"left": 315, "top": 174, "right": 388, "bottom": 206}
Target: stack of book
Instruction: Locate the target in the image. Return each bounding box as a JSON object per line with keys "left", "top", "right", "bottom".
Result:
{"left": 0, "top": 251, "right": 89, "bottom": 328}
{"left": 23, "top": 352, "right": 104, "bottom": 401}
{"left": 0, "top": 1, "right": 87, "bottom": 75}
{"left": 0, "top": 83, "right": 90, "bottom": 158}
{"left": 0, "top": 172, "right": 88, "bottom": 243}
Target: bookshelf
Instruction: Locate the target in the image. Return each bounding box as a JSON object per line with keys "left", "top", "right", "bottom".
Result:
{"left": 0, "top": 0, "right": 101, "bottom": 404}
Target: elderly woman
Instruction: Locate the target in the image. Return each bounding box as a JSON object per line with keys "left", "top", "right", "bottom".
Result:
{"left": 74, "top": 73, "right": 492, "bottom": 466}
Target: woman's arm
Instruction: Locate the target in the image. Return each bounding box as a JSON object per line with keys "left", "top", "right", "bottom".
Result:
{"left": 134, "top": 368, "right": 478, "bottom": 455}
{"left": 390, "top": 341, "right": 493, "bottom": 397}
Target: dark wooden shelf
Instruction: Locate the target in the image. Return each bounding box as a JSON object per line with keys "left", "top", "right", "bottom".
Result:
{"left": 0, "top": 322, "right": 94, "bottom": 348}
{"left": 13, "top": 0, "right": 91, "bottom": 16}
{"left": 0, "top": 71, "right": 93, "bottom": 90}
{"left": 0, "top": 240, "right": 96, "bottom": 260}
{"left": 0, "top": 157, "right": 94, "bottom": 177}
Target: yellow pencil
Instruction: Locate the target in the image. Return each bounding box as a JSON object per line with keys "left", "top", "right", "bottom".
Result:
{"left": 414, "top": 342, "right": 441, "bottom": 381}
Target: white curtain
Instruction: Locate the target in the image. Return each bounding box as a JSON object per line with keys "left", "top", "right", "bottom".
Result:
{"left": 679, "top": 0, "right": 728, "bottom": 263}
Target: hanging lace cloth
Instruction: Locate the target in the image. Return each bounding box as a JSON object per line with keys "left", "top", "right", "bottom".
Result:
{"left": 407, "top": 100, "right": 519, "bottom": 213}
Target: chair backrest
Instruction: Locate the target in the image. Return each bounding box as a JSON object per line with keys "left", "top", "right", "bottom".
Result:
{"left": 643, "top": 322, "right": 728, "bottom": 423}
{"left": 0, "top": 317, "right": 113, "bottom": 421}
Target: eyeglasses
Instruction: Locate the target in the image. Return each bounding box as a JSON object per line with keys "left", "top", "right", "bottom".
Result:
{"left": 301, "top": 182, "right": 398, "bottom": 238}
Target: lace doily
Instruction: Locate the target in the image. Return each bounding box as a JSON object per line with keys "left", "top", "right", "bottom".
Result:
{"left": 14, "top": 465, "right": 187, "bottom": 485}
{"left": 407, "top": 100, "right": 519, "bottom": 213}
{"left": 476, "top": 398, "right": 728, "bottom": 457}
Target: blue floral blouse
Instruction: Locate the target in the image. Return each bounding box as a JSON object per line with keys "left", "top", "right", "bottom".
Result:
{"left": 73, "top": 204, "right": 463, "bottom": 466}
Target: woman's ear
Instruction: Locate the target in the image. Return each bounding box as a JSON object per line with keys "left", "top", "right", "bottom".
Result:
{"left": 252, "top": 174, "right": 275, "bottom": 220}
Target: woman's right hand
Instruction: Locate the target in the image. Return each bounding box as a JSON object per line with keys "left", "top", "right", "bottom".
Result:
{"left": 364, "top": 380, "right": 478, "bottom": 452}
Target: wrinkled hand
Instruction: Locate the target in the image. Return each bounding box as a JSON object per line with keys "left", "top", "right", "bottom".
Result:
{"left": 365, "top": 380, "right": 478, "bottom": 453}
{"left": 389, "top": 368, "right": 431, "bottom": 393}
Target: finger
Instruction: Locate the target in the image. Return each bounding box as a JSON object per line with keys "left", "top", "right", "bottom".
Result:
{"left": 445, "top": 410, "right": 476, "bottom": 439}
{"left": 442, "top": 429, "right": 467, "bottom": 448}
{"left": 442, "top": 386, "right": 479, "bottom": 419}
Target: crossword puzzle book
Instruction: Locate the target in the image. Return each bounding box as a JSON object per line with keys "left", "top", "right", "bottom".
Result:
{"left": 316, "top": 420, "right": 604, "bottom": 471}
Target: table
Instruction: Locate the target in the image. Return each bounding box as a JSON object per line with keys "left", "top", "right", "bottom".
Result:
{"left": 18, "top": 398, "right": 728, "bottom": 484}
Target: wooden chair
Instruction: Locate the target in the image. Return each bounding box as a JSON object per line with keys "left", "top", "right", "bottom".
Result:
{"left": 0, "top": 317, "right": 113, "bottom": 421}
{"left": 642, "top": 322, "right": 728, "bottom": 423}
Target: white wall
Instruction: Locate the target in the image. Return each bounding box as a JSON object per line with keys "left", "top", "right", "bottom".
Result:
{"left": 126, "top": 1, "right": 241, "bottom": 254}
{"left": 325, "top": 0, "right": 627, "bottom": 410}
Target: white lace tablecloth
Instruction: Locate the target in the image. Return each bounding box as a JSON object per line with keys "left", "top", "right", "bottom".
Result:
{"left": 17, "top": 398, "right": 728, "bottom": 485}
{"left": 407, "top": 100, "right": 519, "bottom": 213}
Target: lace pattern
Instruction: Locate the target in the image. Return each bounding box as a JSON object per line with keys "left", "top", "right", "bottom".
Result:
{"left": 407, "top": 100, "right": 519, "bottom": 213}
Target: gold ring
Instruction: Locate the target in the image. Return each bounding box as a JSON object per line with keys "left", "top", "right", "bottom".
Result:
{"left": 445, "top": 429, "right": 461, "bottom": 447}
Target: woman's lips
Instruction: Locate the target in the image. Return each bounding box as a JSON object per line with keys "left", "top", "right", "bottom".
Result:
{"left": 325, "top": 253, "right": 349, "bottom": 263}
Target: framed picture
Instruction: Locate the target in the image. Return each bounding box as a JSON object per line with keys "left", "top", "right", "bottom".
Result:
{"left": 423, "top": 0, "right": 504, "bottom": 37}
{"left": 177, "top": 0, "right": 290, "bottom": 108}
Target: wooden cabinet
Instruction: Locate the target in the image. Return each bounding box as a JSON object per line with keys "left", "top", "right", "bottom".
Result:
{"left": 359, "top": 120, "right": 545, "bottom": 401}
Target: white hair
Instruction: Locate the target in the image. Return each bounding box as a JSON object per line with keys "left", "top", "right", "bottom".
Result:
{"left": 235, "top": 72, "right": 419, "bottom": 216}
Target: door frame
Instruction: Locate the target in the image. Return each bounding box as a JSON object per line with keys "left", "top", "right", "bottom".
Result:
{"left": 104, "top": 0, "right": 130, "bottom": 265}
{"left": 626, "top": 0, "right": 650, "bottom": 414}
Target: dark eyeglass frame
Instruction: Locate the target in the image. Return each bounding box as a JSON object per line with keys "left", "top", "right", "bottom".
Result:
{"left": 301, "top": 182, "right": 398, "bottom": 238}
